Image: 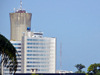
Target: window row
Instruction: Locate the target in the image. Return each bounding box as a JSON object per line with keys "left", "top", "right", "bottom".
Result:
{"left": 15, "top": 47, "right": 21, "bottom": 49}
{"left": 27, "top": 46, "right": 51, "bottom": 49}
{"left": 27, "top": 54, "right": 49, "bottom": 56}
{"left": 27, "top": 43, "right": 46, "bottom": 45}
{"left": 18, "top": 62, "right": 21, "bottom": 64}
{"left": 27, "top": 65, "right": 49, "bottom": 67}
{"left": 17, "top": 51, "right": 21, "bottom": 52}
{"left": 17, "top": 65, "right": 21, "bottom": 67}
{"left": 16, "top": 54, "right": 21, "bottom": 56}
{"left": 16, "top": 69, "right": 21, "bottom": 71}
{"left": 27, "top": 69, "right": 49, "bottom": 71}
{"left": 27, "top": 50, "right": 49, "bottom": 53}
{"left": 12, "top": 43, "right": 21, "bottom": 45}
{"left": 27, "top": 61, "right": 49, "bottom": 64}
{"left": 27, "top": 39, "right": 46, "bottom": 41}
{"left": 27, "top": 58, "right": 49, "bottom": 60}
{"left": 39, "top": 69, "right": 49, "bottom": 71}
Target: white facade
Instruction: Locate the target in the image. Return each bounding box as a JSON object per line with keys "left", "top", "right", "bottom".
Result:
{"left": 21, "top": 31, "right": 56, "bottom": 73}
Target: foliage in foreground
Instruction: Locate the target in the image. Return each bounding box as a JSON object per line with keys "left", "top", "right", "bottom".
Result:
{"left": 86, "top": 73, "right": 100, "bottom": 75}
{"left": 0, "top": 34, "right": 18, "bottom": 74}
{"left": 87, "top": 63, "right": 100, "bottom": 75}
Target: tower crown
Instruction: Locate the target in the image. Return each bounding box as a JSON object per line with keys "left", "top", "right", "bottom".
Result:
{"left": 15, "top": 10, "right": 26, "bottom": 13}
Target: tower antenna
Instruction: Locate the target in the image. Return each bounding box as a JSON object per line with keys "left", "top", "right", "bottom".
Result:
{"left": 20, "top": 0, "right": 22, "bottom": 10}
{"left": 60, "top": 42, "right": 62, "bottom": 70}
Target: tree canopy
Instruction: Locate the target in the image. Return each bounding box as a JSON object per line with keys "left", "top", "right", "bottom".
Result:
{"left": 87, "top": 63, "right": 100, "bottom": 74}
{"left": 0, "top": 34, "right": 18, "bottom": 74}
{"left": 75, "top": 64, "right": 85, "bottom": 73}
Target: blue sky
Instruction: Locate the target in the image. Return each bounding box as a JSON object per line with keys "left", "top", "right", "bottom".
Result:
{"left": 0, "top": 0, "right": 100, "bottom": 72}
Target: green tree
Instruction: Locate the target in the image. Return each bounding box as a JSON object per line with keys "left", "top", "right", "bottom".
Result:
{"left": 0, "top": 34, "right": 18, "bottom": 74}
{"left": 87, "top": 63, "right": 100, "bottom": 74}
{"left": 75, "top": 64, "right": 85, "bottom": 73}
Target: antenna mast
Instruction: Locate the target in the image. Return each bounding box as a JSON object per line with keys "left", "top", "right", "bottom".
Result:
{"left": 60, "top": 42, "right": 62, "bottom": 70}
{"left": 20, "top": 0, "right": 22, "bottom": 10}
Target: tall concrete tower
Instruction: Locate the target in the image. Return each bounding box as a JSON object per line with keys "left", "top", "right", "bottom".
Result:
{"left": 10, "top": 1, "right": 32, "bottom": 41}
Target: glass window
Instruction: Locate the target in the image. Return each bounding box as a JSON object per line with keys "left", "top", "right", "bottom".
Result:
{"left": 16, "top": 54, "right": 21, "bottom": 56}
{"left": 27, "top": 58, "right": 49, "bottom": 60}
{"left": 27, "top": 43, "right": 45, "bottom": 45}
{"left": 4, "top": 69, "right": 9, "bottom": 71}
{"left": 40, "top": 69, "right": 49, "bottom": 71}
{"left": 27, "top": 54, "right": 49, "bottom": 56}
{"left": 27, "top": 69, "right": 30, "bottom": 71}
{"left": 17, "top": 69, "right": 21, "bottom": 71}
{"left": 17, "top": 65, "right": 21, "bottom": 67}
{"left": 27, "top": 46, "right": 46, "bottom": 49}
{"left": 12, "top": 43, "right": 21, "bottom": 45}
{"left": 15, "top": 47, "right": 21, "bottom": 49}
{"left": 27, "top": 61, "right": 49, "bottom": 64}
{"left": 27, "top": 50, "right": 48, "bottom": 52}
{"left": 27, "top": 50, "right": 32, "bottom": 52}
{"left": 27, "top": 65, "right": 40, "bottom": 67}
{"left": 17, "top": 51, "right": 21, "bottom": 52}
{"left": 27, "top": 39, "right": 46, "bottom": 41}
{"left": 18, "top": 62, "right": 21, "bottom": 64}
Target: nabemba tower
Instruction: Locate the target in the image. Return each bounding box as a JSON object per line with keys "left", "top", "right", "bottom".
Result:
{"left": 10, "top": 2, "right": 32, "bottom": 41}
{"left": 3, "top": 1, "right": 56, "bottom": 74}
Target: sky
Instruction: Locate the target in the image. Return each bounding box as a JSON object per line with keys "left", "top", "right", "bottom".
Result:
{"left": 0, "top": 0, "right": 100, "bottom": 72}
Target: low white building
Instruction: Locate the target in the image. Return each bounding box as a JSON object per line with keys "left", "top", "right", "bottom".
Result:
{"left": 56, "top": 70, "right": 73, "bottom": 73}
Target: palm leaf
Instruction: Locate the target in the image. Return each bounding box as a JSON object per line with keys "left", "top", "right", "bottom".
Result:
{"left": 0, "top": 34, "right": 18, "bottom": 74}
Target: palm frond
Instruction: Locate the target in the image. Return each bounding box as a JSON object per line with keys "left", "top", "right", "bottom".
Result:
{"left": 0, "top": 34, "right": 18, "bottom": 74}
